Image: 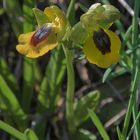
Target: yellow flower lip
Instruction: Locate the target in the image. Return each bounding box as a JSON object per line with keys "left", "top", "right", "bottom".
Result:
{"left": 83, "top": 29, "right": 121, "bottom": 68}
{"left": 16, "top": 25, "right": 57, "bottom": 58}
{"left": 93, "top": 28, "right": 111, "bottom": 55}
{"left": 30, "top": 24, "right": 52, "bottom": 47}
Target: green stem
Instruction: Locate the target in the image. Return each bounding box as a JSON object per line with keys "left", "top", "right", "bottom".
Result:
{"left": 126, "top": 111, "right": 140, "bottom": 140}
{"left": 132, "top": 99, "right": 140, "bottom": 140}
{"left": 63, "top": 45, "right": 76, "bottom": 134}
{"left": 131, "top": 0, "right": 140, "bottom": 139}
{"left": 63, "top": 0, "right": 76, "bottom": 135}
{"left": 122, "top": 66, "right": 140, "bottom": 138}
{"left": 22, "top": 0, "right": 35, "bottom": 113}
{"left": 131, "top": 0, "right": 139, "bottom": 81}
{"left": 122, "top": 0, "right": 140, "bottom": 138}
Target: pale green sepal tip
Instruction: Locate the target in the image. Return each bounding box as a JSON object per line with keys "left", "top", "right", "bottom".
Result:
{"left": 80, "top": 3, "right": 120, "bottom": 30}
{"left": 102, "top": 4, "right": 120, "bottom": 22}
{"left": 33, "top": 8, "right": 50, "bottom": 26}
{"left": 70, "top": 22, "right": 88, "bottom": 44}
{"left": 88, "top": 3, "right": 104, "bottom": 14}
{"left": 97, "top": 4, "right": 121, "bottom": 29}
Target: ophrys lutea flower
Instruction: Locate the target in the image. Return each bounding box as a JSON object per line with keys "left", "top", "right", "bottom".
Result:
{"left": 83, "top": 28, "right": 121, "bottom": 68}
{"left": 70, "top": 3, "right": 121, "bottom": 68}
{"left": 16, "top": 6, "right": 69, "bottom": 58}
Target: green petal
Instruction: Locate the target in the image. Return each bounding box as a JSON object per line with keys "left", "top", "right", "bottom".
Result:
{"left": 70, "top": 22, "right": 89, "bottom": 44}
{"left": 97, "top": 5, "right": 120, "bottom": 28}
{"left": 33, "top": 8, "right": 50, "bottom": 26}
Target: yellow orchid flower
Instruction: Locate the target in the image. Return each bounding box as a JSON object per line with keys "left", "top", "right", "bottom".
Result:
{"left": 16, "top": 6, "right": 68, "bottom": 58}
{"left": 70, "top": 3, "right": 121, "bottom": 68}
{"left": 81, "top": 3, "right": 121, "bottom": 68}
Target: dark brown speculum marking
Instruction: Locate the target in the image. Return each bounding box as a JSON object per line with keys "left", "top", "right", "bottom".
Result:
{"left": 93, "top": 28, "right": 111, "bottom": 55}
{"left": 30, "top": 24, "right": 52, "bottom": 46}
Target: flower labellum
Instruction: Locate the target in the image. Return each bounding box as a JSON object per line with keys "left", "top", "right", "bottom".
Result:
{"left": 83, "top": 29, "right": 121, "bottom": 68}
{"left": 70, "top": 3, "right": 121, "bottom": 68}
{"left": 16, "top": 23, "right": 57, "bottom": 58}
{"left": 16, "top": 5, "right": 69, "bottom": 58}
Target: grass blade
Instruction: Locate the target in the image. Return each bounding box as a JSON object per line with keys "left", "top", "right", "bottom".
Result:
{"left": 88, "top": 109, "right": 110, "bottom": 140}
{"left": 22, "top": 58, "right": 36, "bottom": 113}
{"left": 126, "top": 111, "right": 140, "bottom": 140}
{"left": 22, "top": 0, "right": 36, "bottom": 113}
{"left": 24, "top": 129, "right": 39, "bottom": 140}
{"left": 35, "top": 46, "right": 66, "bottom": 139}
{"left": 74, "top": 90, "right": 100, "bottom": 126}
{"left": 3, "top": 0, "right": 22, "bottom": 36}
{"left": 0, "top": 120, "right": 27, "bottom": 140}
{"left": 0, "top": 57, "right": 19, "bottom": 96}
{"left": 0, "top": 75, "right": 26, "bottom": 129}
{"left": 66, "top": 0, "right": 76, "bottom": 25}
{"left": 117, "top": 126, "right": 123, "bottom": 140}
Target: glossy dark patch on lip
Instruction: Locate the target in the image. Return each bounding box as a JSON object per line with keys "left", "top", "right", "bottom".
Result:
{"left": 93, "top": 28, "right": 111, "bottom": 55}
{"left": 30, "top": 24, "right": 52, "bottom": 46}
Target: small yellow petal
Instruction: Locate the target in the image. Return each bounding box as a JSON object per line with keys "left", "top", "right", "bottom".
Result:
{"left": 44, "top": 6, "right": 67, "bottom": 33}
{"left": 83, "top": 29, "right": 121, "bottom": 68}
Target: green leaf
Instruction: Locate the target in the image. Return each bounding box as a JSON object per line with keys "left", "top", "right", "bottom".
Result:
{"left": 70, "top": 22, "right": 88, "bottom": 44}
{"left": 0, "top": 75, "right": 26, "bottom": 129}
{"left": 88, "top": 109, "right": 110, "bottom": 140}
{"left": 33, "top": 8, "right": 50, "bottom": 26}
{"left": 23, "top": 0, "right": 35, "bottom": 33}
{"left": 126, "top": 111, "right": 140, "bottom": 140}
{"left": 22, "top": 0, "right": 36, "bottom": 113}
{"left": 74, "top": 90, "right": 100, "bottom": 126}
{"left": 3, "top": 0, "right": 22, "bottom": 36}
{"left": 37, "top": 46, "right": 66, "bottom": 112}
{"left": 35, "top": 46, "right": 66, "bottom": 139}
{"left": 66, "top": 0, "right": 76, "bottom": 25}
{"left": 24, "top": 129, "right": 39, "bottom": 140}
{"left": 102, "top": 64, "right": 115, "bottom": 82}
{"left": 79, "top": 3, "right": 88, "bottom": 12}
{"left": 0, "top": 57, "right": 19, "bottom": 96}
{"left": 102, "top": 66, "right": 128, "bottom": 82}
{"left": 22, "top": 58, "right": 36, "bottom": 113}
{"left": 75, "top": 129, "right": 96, "bottom": 140}
{"left": 117, "top": 126, "right": 123, "bottom": 140}
{"left": 0, "top": 121, "right": 27, "bottom": 140}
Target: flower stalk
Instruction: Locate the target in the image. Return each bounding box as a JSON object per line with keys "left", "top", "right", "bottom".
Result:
{"left": 63, "top": 45, "right": 76, "bottom": 134}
